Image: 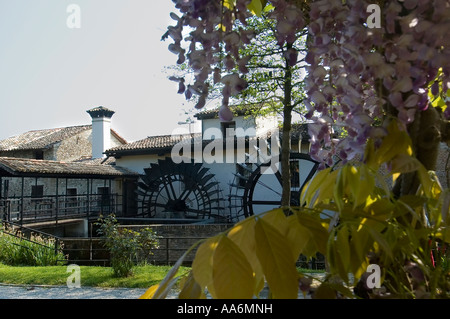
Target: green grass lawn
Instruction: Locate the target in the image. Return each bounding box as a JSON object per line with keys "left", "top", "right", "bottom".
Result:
{"left": 0, "top": 263, "right": 324, "bottom": 289}
{"left": 0, "top": 263, "right": 190, "bottom": 289}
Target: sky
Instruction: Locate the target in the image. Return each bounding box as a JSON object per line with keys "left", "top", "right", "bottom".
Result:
{"left": 0, "top": 0, "right": 202, "bottom": 142}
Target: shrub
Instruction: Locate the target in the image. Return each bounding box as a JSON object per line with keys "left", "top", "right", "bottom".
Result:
{"left": 96, "top": 214, "right": 160, "bottom": 277}
{"left": 0, "top": 226, "right": 66, "bottom": 266}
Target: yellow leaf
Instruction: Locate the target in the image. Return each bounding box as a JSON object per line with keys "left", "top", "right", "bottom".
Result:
{"left": 178, "top": 271, "right": 206, "bottom": 299}
{"left": 212, "top": 235, "right": 255, "bottom": 299}
{"left": 333, "top": 167, "right": 346, "bottom": 212}
{"left": 223, "top": 0, "right": 236, "bottom": 10}
{"left": 261, "top": 208, "right": 289, "bottom": 236}
{"left": 417, "top": 165, "right": 436, "bottom": 198}
{"left": 374, "top": 120, "right": 413, "bottom": 165}
{"left": 152, "top": 249, "right": 189, "bottom": 299}
{"left": 286, "top": 214, "right": 312, "bottom": 261}
{"left": 139, "top": 284, "right": 159, "bottom": 299}
{"left": 227, "top": 217, "right": 265, "bottom": 296}
{"left": 255, "top": 218, "right": 299, "bottom": 299}
{"left": 316, "top": 169, "right": 339, "bottom": 206}
{"left": 389, "top": 154, "right": 421, "bottom": 174}
{"left": 301, "top": 167, "right": 332, "bottom": 206}
{"left": 296, "top": 212, "right": 329, "bottom": 255}
{"left": 192, "top": 236, "right": 220, "bottom": 298}
{"left": 247, "top": 0, "right": 264, "bottom": 16}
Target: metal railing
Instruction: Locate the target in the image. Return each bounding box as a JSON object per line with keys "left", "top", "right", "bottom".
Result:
{"left": 1, "top": 220, "right": 327, "bottom": 269}
{"left": 1, "top": 194, "right": 123, "bottom": 225}
{"left": 0, "top": 220, "right": 65, "bottom": 263}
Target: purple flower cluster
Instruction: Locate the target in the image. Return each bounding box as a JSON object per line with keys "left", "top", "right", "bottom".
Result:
{"left": 166, "top": 0, "right": 450, "bottom": 165}
{"left": 305, "top": 0, "right": 450, "bottom": 164}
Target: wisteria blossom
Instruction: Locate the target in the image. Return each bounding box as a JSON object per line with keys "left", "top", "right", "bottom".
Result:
{"left": 165, "top": 0, "right": 450, "bottom": 165}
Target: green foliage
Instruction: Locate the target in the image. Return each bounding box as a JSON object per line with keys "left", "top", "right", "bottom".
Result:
{"left": 143, "top": 120, "right": 450, "bottom": 299}
{"left": 96, "top": 214, "right": 160, "bottom": 278}
{"left": 0, "top": 227, "right": 66, "bottom": 266}
{"left": 428, "top": 68, "right": 450, "bottom": 114}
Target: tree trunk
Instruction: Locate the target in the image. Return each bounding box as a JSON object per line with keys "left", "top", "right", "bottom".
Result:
{"left": 393, "top": 107, "right": 445, "bottom": 198}
{"left": 281, "top": 45, "right": 293, "bottom": 208}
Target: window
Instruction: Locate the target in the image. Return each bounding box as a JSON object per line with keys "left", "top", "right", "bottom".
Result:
{"left": 97, "top": 187, "right": 111, "bottom": 208}
{"left": 221, "top": 121, "right": 236, "bottom": 138}
{"left": 31, "top": 185, "right": 44, "bottom": 202}
{"left": 66, "top": 188, "right": 78, "bottom": 208}
{"left": 34, "top": 150, "right": 44, "bottom": 160}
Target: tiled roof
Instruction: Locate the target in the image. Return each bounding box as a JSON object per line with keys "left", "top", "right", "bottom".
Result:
{"left": 194, "top": 104, "right": 263, "bottom": 119}
{"left": 105, "top": 134, "right": 202, "bottom": 155}
{"left": 0, "top": 125, "right": 91, "bottom": 151}
{"left": 105, "top": 125, "right": 310, "bottom": 156}
{"left": 73, "top": 156, "right": 117, "bottom": 165}
{"left": 0, "top": 157, "right": 139, "bottom": 178}
{"left": 86, "top": 106, "right": 115, "bottom": 118}
{"left": 0, "top": 125, "right": 127, "bottom": 152}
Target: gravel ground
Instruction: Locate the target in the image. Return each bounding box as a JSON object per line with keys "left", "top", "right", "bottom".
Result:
{"left": 0, "top": 273, "right": 326, "bottom": 299}
{"left": 0, "top": 283, "right": 149, "bottom": 299}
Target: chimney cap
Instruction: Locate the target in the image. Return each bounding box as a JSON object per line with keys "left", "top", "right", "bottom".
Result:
{"left": 86, "top": 106, "right": 115, "bottom": 118}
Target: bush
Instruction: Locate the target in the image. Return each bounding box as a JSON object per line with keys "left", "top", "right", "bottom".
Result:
{"left": 0, "top": 227, "right": 66, "bottom": 266}
{"left": 96, "top": 214, "right": 160, "bottom": 277}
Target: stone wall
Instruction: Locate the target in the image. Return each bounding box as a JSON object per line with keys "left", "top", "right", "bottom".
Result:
{"left": 53, "top": 130, "right": 92, "bottom": 162}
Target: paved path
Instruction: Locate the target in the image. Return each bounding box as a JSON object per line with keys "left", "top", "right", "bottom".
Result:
{"left": 0, "top": 284, "right": 148, "bottom": 299}
{"left": 0, "top": 273, "right": 325, "bottom": 299}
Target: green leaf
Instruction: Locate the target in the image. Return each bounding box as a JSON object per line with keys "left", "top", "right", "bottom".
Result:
{"left": 367, "top": 227, "right": 393, "bottom": 262}
{"left": 247, "top": 0, "right": 264, "bottom": 16}
{"left": 349, "top": 224, "right": 371, "bottom": 279}
{"left": 314, "top": 282, "right": 337, "bottom": 299}
{"left": 336, "top": 225, "right": 350, "bottom": 282}
{"left": 255, "top": 218, "right": 299, "bottom": 299}
{"left": 212, "top": 235, "right": 255, "bottom": 299}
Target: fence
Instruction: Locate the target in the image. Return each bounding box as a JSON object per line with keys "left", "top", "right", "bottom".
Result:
{"left": 1, "top": 194, "right": 123, "bottom": 225}
{"left": 61, "top": 236, "right": 325, "bottom": 269}
{"left": 1, "top": 220, "right": 326, "bottom": 269}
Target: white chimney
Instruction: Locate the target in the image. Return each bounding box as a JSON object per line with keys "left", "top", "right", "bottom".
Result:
{"left": 86, "top": 106, "right": 115, "bottom": 158}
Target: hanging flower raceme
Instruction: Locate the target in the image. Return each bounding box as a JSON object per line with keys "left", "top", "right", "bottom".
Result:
{"left": 304, "top": 0, "right": 450, "bottom": 165}
{"left": 166, "top": 0, "right": 256, "bottom": 117}
{"left": 166, "top": 0, "right": 450, "bottom": 166}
